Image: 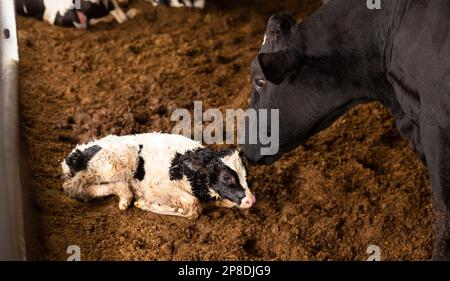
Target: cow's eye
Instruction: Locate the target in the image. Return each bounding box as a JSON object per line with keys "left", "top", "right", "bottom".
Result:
{"left": 254, "top": 78, "right": 266, "bottom": 89}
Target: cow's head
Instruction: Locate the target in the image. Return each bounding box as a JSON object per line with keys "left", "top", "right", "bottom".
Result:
{"left": 241, "top": 13, "right": 369, "bottom": 164}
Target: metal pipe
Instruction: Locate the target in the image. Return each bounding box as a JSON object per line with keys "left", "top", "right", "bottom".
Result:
{"left": 0, "top": 0, "right": 26, "bottom": 261}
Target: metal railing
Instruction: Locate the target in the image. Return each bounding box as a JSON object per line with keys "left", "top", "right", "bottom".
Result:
{"left": 0, "top": 0, "right": 26, "bottom": 261}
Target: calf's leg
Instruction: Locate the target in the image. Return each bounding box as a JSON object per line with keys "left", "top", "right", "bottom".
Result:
{"left": 89, "top": 8, "right": 138, "bottom": 26}
{"left": 87, "top": 182, "right": 133, "bottom": 210}
{"left": 109, "top": 0, "right": 129, "bottom": 24}
{"left": 125, "top": 8, "right": 139, "bottom": 18}
{"left": 89, "top": 14, "right": 115, "bottom": 26}
{"left": 134, "top": 187, "right": 202, "bottom": 219}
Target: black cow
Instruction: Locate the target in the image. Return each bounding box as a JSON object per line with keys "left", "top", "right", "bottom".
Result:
{"left": 241, "top": 0, "right": 450, "bottom": 260}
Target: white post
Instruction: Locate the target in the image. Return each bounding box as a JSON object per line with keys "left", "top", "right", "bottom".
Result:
{"left": 0, "top": 0, "right": 26, "bottom": 261}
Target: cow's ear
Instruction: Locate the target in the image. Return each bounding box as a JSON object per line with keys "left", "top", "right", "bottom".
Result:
{"left": 257, "top": 48, "right": 302, "bottom": 84}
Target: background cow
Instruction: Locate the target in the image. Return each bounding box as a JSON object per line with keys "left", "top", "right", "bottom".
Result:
{"left": 241, "top": 0, "right": 450, "bottom": 260}
{"left": 148, "top": 0, "right": 205, "bottom": 9}
{"left": 15, "top": 0, "right": 136, "bottom": 28}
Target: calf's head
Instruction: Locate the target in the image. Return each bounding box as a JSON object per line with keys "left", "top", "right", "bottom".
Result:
{"left": 170, "top": 148, "right": 255, "bottom": 209}
{"left": 241, "top": 13, "right": 372, "bottom": 164}
{"left": 60, "top": 144, "right": 103, "bottom": 200}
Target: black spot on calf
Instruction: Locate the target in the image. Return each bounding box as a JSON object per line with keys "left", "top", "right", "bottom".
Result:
{"left": 169, "top": 149, "right": 213, "bottom": 203}
{"left": 66, "top": 145, "right": 102, "bottom": 175}
{"left": 134, "top": 145, "right": 145, "bottom": 181}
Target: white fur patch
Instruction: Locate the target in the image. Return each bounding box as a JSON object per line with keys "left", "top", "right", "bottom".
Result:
{"left": 220, "top": 150, "right": 249, "bottom": 194}
{"left": 208, "top": 189, "right": 221, "bottom": 200}
{"left": 43, "top": 0, "right": 75, "bottom": 25}
{"left": 130, "top": 133, "right": 203, "bottom": 197}
{"left": 43, "top": 0, "right": 104, "bottom": 25}
{"left": 193, "top": 0, "right": 205, "bottom": 8}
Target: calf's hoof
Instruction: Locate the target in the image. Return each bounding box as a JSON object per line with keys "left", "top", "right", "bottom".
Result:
{"left": 134, "top": 200, "right": 143, "bottom": 209}
{"left": 118, "top": 199, "right": 131, "bottom": 210}
{"left": 126, "top": 8, "right": 139, "bottom": 19}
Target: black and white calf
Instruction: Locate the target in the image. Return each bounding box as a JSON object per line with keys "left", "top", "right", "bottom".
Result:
{"left": 241, "top": 0, "right": 450, "bottom": 260}
{"left": 15, "top": 0, "right": 137, "bottom": 28}
{"left": 149, "top": 0, "right": 205, "bottom": 9}
{"left": 61, "top": 133, "right": 254, "bottom": 219}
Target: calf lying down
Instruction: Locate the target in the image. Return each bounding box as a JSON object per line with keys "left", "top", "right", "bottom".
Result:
{"left": 149, "top": 0, "right": 205, "bottom": 9}
{"left": 15, "top": 0, "right": 204, "bottom": 29}
{"left": 61, "top": 133, "right": 255, "bottom": 219}
{"left": 15, "top": 0, "right": 137, "bottom": 29}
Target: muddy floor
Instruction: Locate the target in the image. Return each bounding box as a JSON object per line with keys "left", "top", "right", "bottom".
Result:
{"left": 18, "top": 0, "right": 435, "bottom": 260}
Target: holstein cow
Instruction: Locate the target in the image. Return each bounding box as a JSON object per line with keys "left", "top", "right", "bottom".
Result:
{"left": 241, "top": 0, "right": 450, "bottom": 260}
{"left": 61, "top": 133, "right": 255, "bottom": 219}
{"left": 148, "top": 0, "right": 205, "bottom": 9}
{"left": 15, "top": 0, "right": 137, "bottom": 28}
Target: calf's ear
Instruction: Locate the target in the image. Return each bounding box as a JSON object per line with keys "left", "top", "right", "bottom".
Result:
{"left": 216, "top": 148, "right": 235, "bottom": 158}
{"left": 184, "top": 158, "right": 204, "bottom": 172}
{"left": 257, "top": 48, "right": 302, "bottom": 85}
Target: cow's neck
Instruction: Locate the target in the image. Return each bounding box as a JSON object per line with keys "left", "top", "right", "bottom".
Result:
{"left": 293, "top": 0, "right": 405, "bottom": 114}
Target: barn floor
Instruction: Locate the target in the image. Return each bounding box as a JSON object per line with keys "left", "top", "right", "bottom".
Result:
{"left": 18, "top": 0, "right": 435, "bottom": 260}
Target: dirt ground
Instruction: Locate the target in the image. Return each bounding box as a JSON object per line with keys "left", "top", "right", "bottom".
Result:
{"left": 18, "top": 0, "right": 435, "bottom": 260}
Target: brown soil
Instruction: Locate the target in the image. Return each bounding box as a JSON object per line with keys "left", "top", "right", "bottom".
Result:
{"left": 18, "top": 0, "right": 435, "bottom": 260}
